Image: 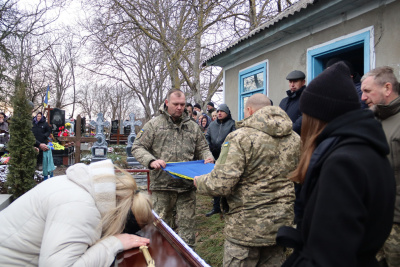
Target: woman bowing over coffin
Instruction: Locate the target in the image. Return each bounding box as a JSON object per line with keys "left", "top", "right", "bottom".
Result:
{"left": 0, "top": 159, "right": 153, "bottom": 266}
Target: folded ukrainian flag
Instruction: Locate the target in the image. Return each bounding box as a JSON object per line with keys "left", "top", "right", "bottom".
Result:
{"left": 163, "top": 160, "right": 215, "bottom": 180}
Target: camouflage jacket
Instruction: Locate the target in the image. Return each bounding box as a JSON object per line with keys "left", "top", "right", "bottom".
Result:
{"left": 132, "top": 104, "right": 213, "bottom": 192}
{"left": 196, "top": 106, "right": 300, "bottom": 247}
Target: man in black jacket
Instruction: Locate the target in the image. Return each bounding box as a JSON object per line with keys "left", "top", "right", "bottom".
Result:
{"left": 205, "top": 104, "right": 235, "bottom": 216}
{"left": 279, "top": 70, "right": 306, "bottom": 135}
{"left": 32, "top": 112, "right": 51, "bottom": 167}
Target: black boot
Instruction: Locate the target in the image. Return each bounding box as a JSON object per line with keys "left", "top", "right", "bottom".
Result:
{"left": 206, "top": 209, "right": 221, "bottom": 217}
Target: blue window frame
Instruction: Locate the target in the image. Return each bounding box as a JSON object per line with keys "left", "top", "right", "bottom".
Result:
{"left": 238, "top": 62, "right": 267, "bottom": 120}
{"left": 307, "top": 30, "right": 371, "bottom": 83}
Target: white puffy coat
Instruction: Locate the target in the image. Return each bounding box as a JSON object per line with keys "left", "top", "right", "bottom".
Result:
{"left": 0, "top": 160, "right": 123, "bottom": 266}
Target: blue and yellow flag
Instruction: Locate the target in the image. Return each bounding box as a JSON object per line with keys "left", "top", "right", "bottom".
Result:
{"left": 43, "top": 85, "right": 50, "bottom": 107}
{"left": 162, "top": 160, "right": 215, "bottom": 180}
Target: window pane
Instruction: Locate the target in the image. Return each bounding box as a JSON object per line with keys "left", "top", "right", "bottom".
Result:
{"left": 243, "top": 72, "right": 263, "bottom": 92}
{"left": 243, "top": 96, "right": 250, "bottom": 110}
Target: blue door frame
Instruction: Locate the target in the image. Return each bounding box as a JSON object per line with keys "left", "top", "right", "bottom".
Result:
{"left": 307, "top": 31, "right": 371, "bottom": 83}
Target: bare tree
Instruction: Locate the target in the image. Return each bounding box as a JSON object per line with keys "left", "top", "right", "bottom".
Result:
{"left": 82, "top": 0, "right": 296, "bottom": 119}
{"left": 0, "top": 0, "right": 68, "bottom": 113}
{"left": 107, "top": 83, "right": 134, "bottom": 121}
{"left": 108, "top": 0, "right": 240, "bottom": 108}
{"left": 77, "top": 83, "right": 97, "bottom": 120}
{"left": 44, "top": 32, "right": 80, "bottom": 110}
{"left": 81, "top": 17, "right": 169, "bottom": 120}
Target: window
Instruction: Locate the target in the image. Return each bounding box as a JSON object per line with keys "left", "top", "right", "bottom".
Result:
{"left": 238, "top": 62, "right": 268, "bottom": 120}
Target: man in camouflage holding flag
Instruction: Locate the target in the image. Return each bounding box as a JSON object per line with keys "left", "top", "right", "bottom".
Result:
{"left": 194, "top": 93, "right": 300, "bottom": 266}
{"left": 132, "top": 89, "right": 213, "bottom": 248}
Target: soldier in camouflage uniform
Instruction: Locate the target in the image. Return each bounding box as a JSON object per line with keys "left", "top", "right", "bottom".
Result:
{"left": 131, "top": 89, "right": 214, "bottom": 247}
{"left": 194, "top": 93, "right": 300, "bottom": 267}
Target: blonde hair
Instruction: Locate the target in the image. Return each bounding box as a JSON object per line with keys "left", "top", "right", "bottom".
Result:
{"left": 289, "top": 114, "right": 327, "bottom": 184}
{"left": 101, "top": 167, "right": 153, "bottom": 238}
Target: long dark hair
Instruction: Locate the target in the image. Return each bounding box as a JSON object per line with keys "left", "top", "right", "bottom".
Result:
{"left": 289, "top": 114, "right": 327, "bottom": 184}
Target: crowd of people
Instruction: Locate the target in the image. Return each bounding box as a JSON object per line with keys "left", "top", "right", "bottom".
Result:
{"left": 0, "top": 61, "right": 399, "bottom": 267}
{"left": 132, "top": 61, "right": 398, "bottom": 267}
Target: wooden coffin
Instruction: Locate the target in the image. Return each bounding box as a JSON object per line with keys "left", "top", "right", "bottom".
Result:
{"left": 113, "top": 211, "right": 209, "bottom": 267}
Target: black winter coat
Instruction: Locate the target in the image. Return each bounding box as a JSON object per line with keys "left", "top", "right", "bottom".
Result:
{"left": 32, "top": 116, "right": 51, "bottom": 147}
{"left": 205, "top": 115, "right": 235, "bottom": 159}
{"left": 279, "top": 86, "right": 305, "bottom": 135}
{"left": 279, "top": 109, "right": 395, "bottom": 267}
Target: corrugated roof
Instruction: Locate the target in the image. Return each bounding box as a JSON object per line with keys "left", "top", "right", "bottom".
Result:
{"left": 202, "top": 0, "right": 316, "bottom": 66}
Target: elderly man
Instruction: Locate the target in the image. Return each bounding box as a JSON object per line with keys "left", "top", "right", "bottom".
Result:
{"left": 132, "top": 89, "right": 214, "bottom": 248}
{"left": 279, "top": 70, "right": 306, "bottom": 135}
{"left": 194, "top": 93, "right": 300, "bottom": 266}
{"left": 361, "top": 66, "right": 400, "bottom": 267}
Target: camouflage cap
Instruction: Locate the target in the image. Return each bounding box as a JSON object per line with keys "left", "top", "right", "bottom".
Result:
{"left": 286, "top": 70, "right": 306, "bottom": 80}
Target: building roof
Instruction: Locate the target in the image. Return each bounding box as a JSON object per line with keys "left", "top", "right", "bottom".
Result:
{"left": 202, "top": 0, "right": 316, "bottom": 67}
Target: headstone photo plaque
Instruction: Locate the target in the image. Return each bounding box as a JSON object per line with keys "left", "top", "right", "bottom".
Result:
{"left": 50, "top": 108, "right": 65, "bottom": 134}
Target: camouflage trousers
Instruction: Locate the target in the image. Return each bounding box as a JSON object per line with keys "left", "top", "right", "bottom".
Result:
{"left": 151, "top": 190, "right": 196, "bottom": 247}
{"left": 381, "top": 223, "right": 400, "bottom": 267}
{"left": 223, "top": 239, "right": 285, "bottom": 267}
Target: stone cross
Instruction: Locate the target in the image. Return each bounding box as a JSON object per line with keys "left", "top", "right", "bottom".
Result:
{"left": 90, "top": 113, "right": 110, "bottom": 162}
{"left": 90, "top": 113, "right": 110, "bottom": 147}
{"left": 123, "top": 113, "right": 142, "bottom": 147}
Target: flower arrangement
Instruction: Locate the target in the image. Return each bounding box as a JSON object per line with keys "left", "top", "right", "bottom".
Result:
{"left": 65, "top": 122, "right": 72, "bottom": 129}
{"left": 58, "top": 126, "right": 70, "bottom": 137}
{"left": 49, "top": 142, "right": 65, "bottom": 150}
{"left": 0, "top": 153, "right": 10, "bottom": 165}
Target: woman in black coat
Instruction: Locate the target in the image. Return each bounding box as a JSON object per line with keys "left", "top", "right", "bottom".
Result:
{"left": 278, "top": 62, "right": 395, "bottom": 267}
{"left": 32, "top": 112, "right": 51, "bottom": 164}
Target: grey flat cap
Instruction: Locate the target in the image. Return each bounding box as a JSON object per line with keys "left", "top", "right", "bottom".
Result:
{"left": 286, "top": 70, "right": 306, "bottom": 80}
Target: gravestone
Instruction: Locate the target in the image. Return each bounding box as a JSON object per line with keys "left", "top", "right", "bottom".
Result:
{"left": 111, "top": 120, "right": 119, "bottom": 134}
{"left": 90, "top": 113, "right": 110, "bottom": 162}
{"left": 124, "top": 124, "right": 131, "bottom": 136}
{"left": 74, "top": 116, "right": 86, "bottom": 136}
{"left": 123, "top": 113, "right": 142, "bottom": 167}
{"left": 50, "top": 108, "right": 65, "bottom": 134}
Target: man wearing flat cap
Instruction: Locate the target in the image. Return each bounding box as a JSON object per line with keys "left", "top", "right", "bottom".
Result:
{"left": 279, "top": 70, "right": 306, "bottom": 135}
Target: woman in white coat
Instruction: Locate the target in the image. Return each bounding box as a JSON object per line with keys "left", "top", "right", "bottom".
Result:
{"left": 0, "top": 159, "right": 153, "bottom": 266}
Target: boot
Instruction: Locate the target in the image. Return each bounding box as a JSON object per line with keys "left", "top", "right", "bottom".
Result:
{"left": 205, "top": 209, "right": 221, "bottom": 217}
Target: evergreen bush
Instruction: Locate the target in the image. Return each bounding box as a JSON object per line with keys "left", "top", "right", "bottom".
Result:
{"left": 6, "top": 82, "right": 37, "bottom": 199}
